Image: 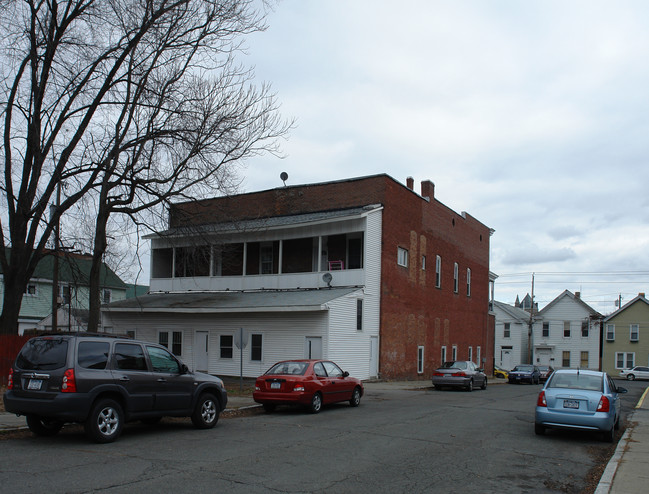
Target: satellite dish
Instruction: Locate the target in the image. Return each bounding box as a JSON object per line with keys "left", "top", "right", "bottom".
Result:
{"left": 280, "top": 171, "right": 288, "bottom": 186}
{"left": 322, "top": 272, "right": 333, "bottom": 287}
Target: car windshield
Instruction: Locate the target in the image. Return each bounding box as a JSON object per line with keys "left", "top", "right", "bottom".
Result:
{"left": 548, "top": 373, "right": 603, "bottom": 391}
{"left": 266, "top": 362, "right": 308, "bottom": 376}
{"left": 538, "top": 366, "right": 549, "bottom": 371}
{"left": 441, "top": 361, "right": 467, "bottom": 370}
{"left": 513, "top": 365, "right": 533, "bottom": 372}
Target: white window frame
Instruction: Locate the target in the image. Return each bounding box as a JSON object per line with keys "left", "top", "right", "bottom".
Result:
{"left": 441, "top": 346, "right": 447, "bottom": 365}
{"left": 417, "top": 346, "right": 425, "bottom": 374}
{"left": 421, "top": 255, "right": 426, "bottom": 271}
{"left": 102, "top": 288, "right": 112, "bottom": 304}
{"left": 563, "top": 321, "right": 571, "bottom": 338}
{"left": 397, "top": 247, "right": 409, "bottom": 267}
{"left": 468, "top": 346, "right": 473, "bottom": 363}
{"left": 606, "top": 324, "right": 615, "bottom": 341}
{"left": 616, "top": 352, "right": 635, "bottom": 369}
{"left": 630, "top": 324, "right": 639, "bottom": 342}
{"left": 504, "top": 323, "right": 511, "bottom": 338}
{"left": 452, "top": 345, "right": 458, "bottom": 361}
{"left": 476, "top": 346, "right": 481, "bottom": 367}
{"left": 25, "top": 283, "right": 38, "bottom": 296}
{"left": 435, "top": 255, "right": 442, "bottom": 288}
{"left": 466, "top": 268, "right": 471, "bottom": 297}
{"left": 250, "top": 333, "right": 263, "bottom": 361}
{"left": 453, "top": 263, "right": 459, "bottom": 293}
{"left": 542, "top": 322, "right": 550, "bottom": 338}
{"left": 159, "top": 330, "right": 183, "bottom": 356}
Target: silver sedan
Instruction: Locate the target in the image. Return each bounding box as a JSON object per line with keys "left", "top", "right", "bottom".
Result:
{"left": 432, "top": 361, "right": 487, "bottom": 391}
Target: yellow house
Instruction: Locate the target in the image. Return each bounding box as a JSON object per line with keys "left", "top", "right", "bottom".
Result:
{"left": 602, "top": 294, "right": 649, "bottom": 377}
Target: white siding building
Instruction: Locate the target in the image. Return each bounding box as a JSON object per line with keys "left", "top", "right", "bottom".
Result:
{"left": 493, "top": 301, "right": 532, "bottom": 370}
{"left": 532, "top": 290, "right": 602, "bottom": 370}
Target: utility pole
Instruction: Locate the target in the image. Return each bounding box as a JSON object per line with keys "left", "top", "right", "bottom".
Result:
{"left": 527, "top": 273, "right": 535, "bottom": 365}
{"left": 50, "top": 182, "right": 61, "bottom": 332}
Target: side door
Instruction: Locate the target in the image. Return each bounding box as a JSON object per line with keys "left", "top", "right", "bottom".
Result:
{"left": 321, "top": 361, "right": 354, "bottom": 404}
{"left": 112, "top": 342, "right": 156, "bottom": 412}
{"left": 145, "top": 345, "right": 194, "bottom": 412}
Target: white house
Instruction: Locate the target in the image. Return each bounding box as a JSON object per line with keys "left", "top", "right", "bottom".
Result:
{"left": 532, "top": 290, "right": 602, "bottom": 370}
{"left": 493, "top": 300, "right": 532, "bottom": 370}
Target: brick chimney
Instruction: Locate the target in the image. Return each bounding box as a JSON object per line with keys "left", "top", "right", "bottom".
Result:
{"left": 406, "top": 176, "right": 414, "bottom": 190}
{"left": 640, "top": 292, "right": 646, "bottom": 298}
{"left": 575, "top": 291, "right": 580, "bottom": 299}
{"left": 421, "top": 180, "right": 434, "bottom": 200}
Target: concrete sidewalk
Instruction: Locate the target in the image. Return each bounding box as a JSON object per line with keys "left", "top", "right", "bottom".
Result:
{"left": 595, "top": 385, "right": 649, "bottom": 494}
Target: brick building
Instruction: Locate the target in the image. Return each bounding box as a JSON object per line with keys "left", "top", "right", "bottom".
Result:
{"left": 103, "top": 174, "right": 495, "bottom": 380}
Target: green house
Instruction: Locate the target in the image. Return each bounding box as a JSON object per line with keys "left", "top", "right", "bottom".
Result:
{"left": 602, "top": 294, "right": 649, "bottom": 376}
{"left": 0, "top": 249, "right": 128, "bottom": 333}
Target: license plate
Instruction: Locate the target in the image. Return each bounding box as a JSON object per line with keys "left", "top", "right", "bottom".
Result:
{"left": 27, "top": 379, "right": 43, "bottom": 390}
{"left": 270, "top": 382, "right": 281, "bottom": 390}
{"left": 563, "top": 400, "right": 579, "bottom": 409}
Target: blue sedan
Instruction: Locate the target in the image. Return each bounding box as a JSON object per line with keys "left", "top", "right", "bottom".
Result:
{"left": 535, "top": 369, "right": 627, "bottom": 442}
{"left": 508, "top": 364, "right": 540, "bottom": 384}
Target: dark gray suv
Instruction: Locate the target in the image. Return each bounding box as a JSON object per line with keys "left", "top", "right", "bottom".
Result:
{"left": 3, "top": 333, "right": 228, "bottom": 443}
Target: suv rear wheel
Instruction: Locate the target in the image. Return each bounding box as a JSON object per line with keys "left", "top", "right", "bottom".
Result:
{"left": 26, "top": 416, "right": 64, "bottom": 437}
{"left": 85, "top": 398, "right": 124, "bottom": 443}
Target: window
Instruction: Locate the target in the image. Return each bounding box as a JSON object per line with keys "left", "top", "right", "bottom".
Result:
{"left": 356, "top": 299, "right": 363, "bottom": 330}
{"left": 251, "top": 334, "right": 262, "bottom": 361}
{"left": 476, "top": 346, "right": 481, "bottom": 366}
{"left": 580, "top": 351, "right": 589, "bottom": 368}
{"left": 504, "top": 323, "right": 511, "bottom": 338}
{"left": 441, "top": 346, "right": 447, "bottom": 364}
{"left": 630, "top": 324, "right": 639, "bottom": 342}
{"left": 102, "top": 289, "right": 112, "bottom": 304}
{"left": 417, "top": 346, "right": 424, "bottom": 374}
{"left": 125, "top": 330, "right": 136, "bottom": 339}
{"left": 322, "top": 361, "right": 343, "bottom": 377}
{"left": 581, "top": 320, "right": 589, "bottom": 338}
{"left": 220, "top": 335, "right": 233, "bottom": 359}
{"left": 562, "top": 351, "right": 570, "bottom": 368}
{"left": 78, "top": 342, "right": 109, "bottom": 370}
{"left": 159, "top": 331, "right": 183, "bottom": 356}
{"left": 606, "top": 324, "right": 615, "bottom": 341}
{"left": 147, "top": 346, "right": 181, "bottom": 373}
{"left": 468, "top": 346, "right": 473, "bottom": 363}
{"left": 59, "top": 284, "right": 71, "bottom": 305}
{"left": 563, "top": 321, "right": 571, "bottom": 338}
{"left": 25, "top": 284, "right": 37, "bottom": 296}
{"left": 435, "top": 255, "right": 442, "bottom": 288}
{"left": 452, "top": 345, "right": 457, "bottom": 361}
{"left": 397, "top": 247, "right": 408, "bottom": 267}
{"left": 542, "top": 322, "right": 549, "bottom": 338}
{"left": 421, "top": 255, "right": 426, "bottom": 270}
{"left": 260, "top": 243, "right": 274, "bottom": 274}
{"left": 466, "top": 268, "right": 471, "bottom": 297}
{"left": 114, "top": 343, "right": 147, "bottom": 371}
{"left": 616, "top": 352, "right": 635, "bottom": 369}
{"left": 453, "top": 263, "right": 459, "bottom": 293}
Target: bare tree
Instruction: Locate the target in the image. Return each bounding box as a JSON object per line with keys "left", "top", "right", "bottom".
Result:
{"left": 0, "top": 0, "right": 289, "bottom": 335}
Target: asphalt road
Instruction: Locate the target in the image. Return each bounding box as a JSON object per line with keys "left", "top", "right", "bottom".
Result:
{"left": 0, "top": 380, "right": 645, "bottom": 494}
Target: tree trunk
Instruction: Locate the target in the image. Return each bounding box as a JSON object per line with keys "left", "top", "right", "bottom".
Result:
{"left": 0, "top": 249, "right": 31, "bottom": 335}
{"left": 87, "top": 207, "right": 109, "bottom": 333}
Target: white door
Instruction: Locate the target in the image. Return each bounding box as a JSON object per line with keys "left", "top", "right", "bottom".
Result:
{"left": 370, "top": 336, "right": 379, "bottom": 378}
{"left": 501, "top": 349, "right": 513, "bottom": 371}
{"left": 194, "top": 331, "right": 209, "bottom": 372}
{"left": 305, "top": 337, "right": 322, "bottom": 359}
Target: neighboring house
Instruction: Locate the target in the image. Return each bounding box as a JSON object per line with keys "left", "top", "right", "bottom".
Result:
{"left": 103, "top": 174, "right": 495, "bottom": 380}
{"left": 532, "top": 290, "right": 602, "bottom": 371}
{"left": 602, "top": 293, "right": 649, "bottom": 376}
{"left": 493, "top": 300, "right": 533, "bottom": 370}
{"left": 0, "top": 249, "right": 128, "bottom": 334}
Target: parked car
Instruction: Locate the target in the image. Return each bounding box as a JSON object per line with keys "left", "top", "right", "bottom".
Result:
{"left": 432, "top": 361, "right": 487, "bottom": 391}
{"left": 535, "top": 369, "right": 627, "bottom": 442}
{"left": 538, "top": 365, "right": 555, "bottom": 383}
{"left": 494, "top": 365, "right": 509, "bottom": 379}
{"left": 3, "top": 333, "right": 228, "bottom": 443}
{"left": 619, "top": 366, "right": 649, "bottom": 381}
{"left": 253, "top": 360, "right": 363, "bottom": 413}
{"left": 508, "top": 364, "right": 540, "bottom": 384}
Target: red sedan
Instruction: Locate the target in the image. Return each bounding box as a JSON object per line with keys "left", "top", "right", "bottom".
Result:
{"left": 253, "top": 360, "right": 364, "bottom": 413}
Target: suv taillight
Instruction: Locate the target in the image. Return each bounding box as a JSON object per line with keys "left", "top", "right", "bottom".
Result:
{"left": 62, "top": 369, "right": 77, "bottom": 393}
{"left": 7, "top": 368, "right": 14, "bottom": 390}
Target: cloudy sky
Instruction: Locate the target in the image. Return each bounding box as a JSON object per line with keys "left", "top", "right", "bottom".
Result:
{"left": 230, "top": 0, "right": 649, "bottom": 315}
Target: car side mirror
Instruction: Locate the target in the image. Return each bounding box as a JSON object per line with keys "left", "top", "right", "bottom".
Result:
{"left": 343, "top": 371, "right": 349, "bottom": 378}
{"left": 180, "top": 363, "right": 189, "bottom": 374}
